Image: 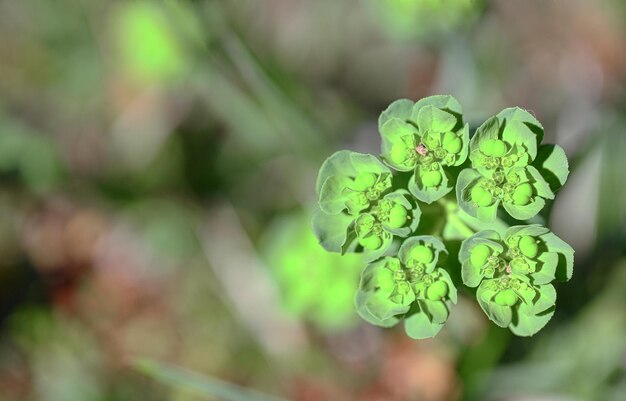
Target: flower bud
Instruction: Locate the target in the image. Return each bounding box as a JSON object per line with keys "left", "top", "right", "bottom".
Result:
{"left": 387, "top": 204, "right": 408, "bottom": 228}
{"left": 470, "top": 244, "right": 490, "bottom": 267}
{"left": 359, "top": 235, "right": 382, "bottom": 250}
{"left": 471, "top": 185, "right": 493, "bottom": 207}
{"left": 422, "top": 170, "right": 442, "bottom": 187}
{"left": 494, "top": 289, "right": 517, "bottom": 306}
{"left": 512, "top": 183, "right": 533, "bottom": 205}
{"left": 426, "top": 281, "right": 448, "bottom": 301}
{"left": 351, "top": 173, "right": 377, "bottom": 191}
{"left": 390, "top": 143, "right": 408, "bottom": 165}
{"left": 410, "top": 245, "right": 434, "bottom": 264}
{"left": 443, "top": 132, "right": 462, "bottom": 154}
{"left": 519, "top": 235, "right": 539, "bottom": 258}
{"left": 480, "top": 139, "right": 506, "bottom": 157}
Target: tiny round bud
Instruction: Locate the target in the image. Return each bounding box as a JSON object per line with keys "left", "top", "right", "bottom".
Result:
{"left": 390, "top": 144, "right": 408, "bottom": 165}
{"left": 494, "top": 289, "right": 517, "bottom": 306}
{"left": 471, "top": 185, "right": 493, "bottom": 207}
{"left": 443, "top": 132, "right": 462, "bottom": 154}
{"left": 470, "top": 244, "right": 491, "bottom": 267}
{"left": 351, "top": 173, "right": 377, "bottom": 191}
{"left": 480, "top": 139, "right": 496, "bottom": 156}
{"left": 491, "top": 140, "right": 507, "bottom": 157}
{"left": 422, "top": 170, "right": 443, "bottom": 187}
{"left": 387, "top": 204, "right": 408, "bottom": 228}
{"left": 359, "top": 235, "right": 382, "bottom": 250}
{"left": 519, "top": 235, "right": 539, "bottom": 258}
{"left": 426, "top": 281, "right": 449, "bottom": 301}
{"left": 411, "top": 245, "right": 434, "bottom": 264}
{"left": 512, "top": 183, "right": 533, "bottom": 205}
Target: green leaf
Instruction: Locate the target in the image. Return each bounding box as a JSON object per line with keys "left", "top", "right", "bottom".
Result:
{"left": 380, "top": 118, "right": 417, "bottom": 172}
{"left": 530, "top": 252, "right": 558, "bottom": 285}
{"left": 496, "top": 107, "right": 544, "bottom": 145}
{"left": 469, "top": 116, "right": 500, "bottom": 168}
{"left": 422, "top": 299, "right": 449, "bottom": 324}
{"left": 510, "top": 284, "right": 556, "bottom": 336}
{"left": 541, "top": 232, "right": 574, "bottom": 281}
{"left": 501, "top": 120, "right": 538, "bottom": 163}
{"left": 534, "top": 144, "right": 569, "bottom": 193}
{"left": 411, "top": 95, "right": 463, "bottom": 122}
{"left": 379, "top": 99, "right": 415, "bottom": 130}
{"left": 503, "top": 196, "right": 545, "bottom": 221}
{"left": 319, "top": 176, "right": 352, "bottom": 214}
{"left": 528, "top": 166, "right": 555, "bottom": 200}
{"left": 408, "top": 164, "right": 453, "bottom": 204}
{"left": 477, "top": 281, "right": 513, "bottom": 327}
{"left": 403, "top": 308, "right": 444, "bottom": 339}
{"left": 133, "top": 358, "right": 287, "bottom": 401}
{"left": 316, "top": 150, "right": 355, "bottom": 195}
{"left": 311, "top": 209, "right": 354, "bottom": 253}
{"left": 349, "top": 152, "right": 392, "bottom": 174}
{"left": 509, "top": 307, "right": 554, "bottom": 337}
{"left": 504, "top": 224, "right": 549, "bottom": 239}
{"left": 416, "top": 105, "right": 457, "bottom": 133}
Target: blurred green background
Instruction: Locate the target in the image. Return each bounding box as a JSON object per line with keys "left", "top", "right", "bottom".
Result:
{"left": 0, "top": 0, "right": 625, "bottom": 400}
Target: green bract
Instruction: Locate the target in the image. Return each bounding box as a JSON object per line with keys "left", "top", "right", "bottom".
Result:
{"left": 457, "top": 108, "right": 569, "bottom": 221}
{"left": 459, "top": 225, "right": 574, "bottom": 335}
{"left": 313, "top": 95, "right": 573, "bottom": 339}
{"left": 379, "top": 96, "right": 470, "bottom": 204}
{"left": 355, "top": 236, "right": 457, "bottom": 338}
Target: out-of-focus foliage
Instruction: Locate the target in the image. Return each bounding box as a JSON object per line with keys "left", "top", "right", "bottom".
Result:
{"left": 0, "top": 0, "right": 625, "bottom": 400}
{"left": 261, "top": 212, "right": 362, "bottom": 330}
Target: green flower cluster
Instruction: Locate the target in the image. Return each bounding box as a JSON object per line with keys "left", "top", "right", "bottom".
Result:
{"left": 460, "top": 225, "right": 573, "bottom": 335}
{"left": 313, "top": 95, "right": 573, "bottom": 338}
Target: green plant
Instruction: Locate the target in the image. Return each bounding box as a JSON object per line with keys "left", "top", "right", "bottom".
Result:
{"left": 313, "top": 95, "right": 574, "bottom": 338}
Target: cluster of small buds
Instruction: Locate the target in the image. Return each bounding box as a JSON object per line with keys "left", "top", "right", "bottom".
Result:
{"left": 313, "top": 95, "right": 572, "bottom": 338}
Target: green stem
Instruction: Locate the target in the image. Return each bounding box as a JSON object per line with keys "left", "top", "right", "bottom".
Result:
{"left": 438, "top": 198, "right": 476, "bottom": 239}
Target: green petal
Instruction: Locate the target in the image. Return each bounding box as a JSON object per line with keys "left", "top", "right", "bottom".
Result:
{"left": 403, "top": 307, "right": 445, "bottom": 339}
{"left": 363, "top": 233, "right": 395, "bottom": 262}
{"left": 311, "top": 209, "right": 355, "bottom": 253}
{"left": 534, "top": 144, "right": 570, "bottom": 193}
{"left": 436, "top": 268, "right": 458, "bottom": 304}
{"left": 452, "top": 123, "right": 471, "bottom": 167}
{"left": 510, "top": 284, "right": 556, "bottom": 336}
{"left": 379, "top": 99, "right": 415, "bottom": 130}
{"left": 417, "top": 105, "right": 457, "bottom": 133}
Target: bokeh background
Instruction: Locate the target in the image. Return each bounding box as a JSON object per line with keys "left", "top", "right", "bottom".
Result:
{"left": 0, "top": 0, "right": 625, "bottom": 400}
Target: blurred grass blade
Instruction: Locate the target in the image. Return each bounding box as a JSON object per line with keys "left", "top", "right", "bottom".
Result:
{"left": 133, "top": 358, "right": 288, "bottom": 401}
